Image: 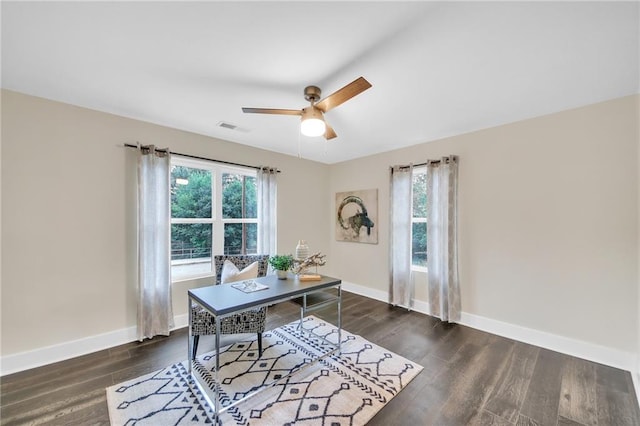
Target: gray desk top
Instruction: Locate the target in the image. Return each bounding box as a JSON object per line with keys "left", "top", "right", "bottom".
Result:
{"left": 188, "top": 274, "right": 341, "bottom": 316}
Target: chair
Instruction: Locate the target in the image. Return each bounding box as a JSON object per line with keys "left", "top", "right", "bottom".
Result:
{"left": 190, "top": 254, "right": 270, "bottom": 359}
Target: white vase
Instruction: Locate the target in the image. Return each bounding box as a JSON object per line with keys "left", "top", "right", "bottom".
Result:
{"left": 276, "top": 270, "right": 288, "bottom": 280}
{"left": 296, "top": 240, "right": 309, "bottom": 260}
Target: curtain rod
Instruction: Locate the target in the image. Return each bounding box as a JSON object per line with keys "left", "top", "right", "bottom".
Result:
{"left": 394, "top": 160, "right": 437, "bottom": 170}
{"left": 124, "top": 143, "right": 280, "bottom": 173}
{"left": 393, "top": 155, "right": 458, "bottom": 170}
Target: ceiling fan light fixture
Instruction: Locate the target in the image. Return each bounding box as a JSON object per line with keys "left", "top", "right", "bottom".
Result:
{"left": 242, "top": 77, "right": 371, "bottom": 141}
{"left": 300, "top": 107, "right": 326, "bottom": 137}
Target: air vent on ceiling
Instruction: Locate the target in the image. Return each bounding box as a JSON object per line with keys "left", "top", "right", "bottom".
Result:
{"left": 217, "top": 121, "right": 250, "bottom": 133}
{"left": 218, "top": 121, "right": 237, "bottom": 130}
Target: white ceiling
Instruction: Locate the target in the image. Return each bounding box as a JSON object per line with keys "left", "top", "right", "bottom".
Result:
{"left": 2, "top": 1, "right": 638, "bottom": 164}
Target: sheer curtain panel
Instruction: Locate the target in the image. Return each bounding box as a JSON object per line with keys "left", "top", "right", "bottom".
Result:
{"left": 137, "top": 145, "right": 173, "bottom": 340}
{"left": 389, "top": 165, "right": 414, "bottom": 309}
{"left": 427, "top": 155, "right": 461, "bottom": 322}
{"left": 257, "top": 167, "right": 278, "bottom": 255}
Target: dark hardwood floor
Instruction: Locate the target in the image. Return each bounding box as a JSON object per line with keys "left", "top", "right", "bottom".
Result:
{"left": 2, "top": 291, "right": 639, "bottom": 425}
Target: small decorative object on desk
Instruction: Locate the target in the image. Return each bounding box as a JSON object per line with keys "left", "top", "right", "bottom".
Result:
{"left": 298, "top": 274, "right": 322, "bottom": 281}
{"left": 292, "top": 252, "right": 326, "bottom": 275}
{"left": 268, "top": 254, "right": 294, "bottom": 280}
{"left": 231, "top": 280, "right": 269, "bottom": 293}
{"left": 296, "top": 240, "right": 309, "bottom": 260}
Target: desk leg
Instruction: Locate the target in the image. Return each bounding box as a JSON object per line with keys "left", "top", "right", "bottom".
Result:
{"left": 337, "top": 285, "right": 342, "bottom": 352}
{"left": 299, "top": 294, "right": 306, "bottom": 331}
{"left": 214, "top": 316, "right": 221, "bottom": 416}
{"left": 188, "top": 296, "right": 193, "bottom": 374}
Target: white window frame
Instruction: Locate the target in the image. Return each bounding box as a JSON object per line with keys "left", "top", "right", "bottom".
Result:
{"left": 170, "top": 157, "right": 257, "bottom": 282}
{"left": 411, "top": 166, "right": 427, "bottom": 272}
{"left": 218, "top": 166, "right": 259, "bottom": 255}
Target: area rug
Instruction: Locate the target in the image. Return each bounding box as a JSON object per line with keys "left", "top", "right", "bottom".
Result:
{"left": 106, "top": 316, "right": 422, "bottom": 425}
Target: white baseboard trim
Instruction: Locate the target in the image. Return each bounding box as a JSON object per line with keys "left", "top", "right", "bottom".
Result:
{"left": 1, "top": 315, "right": 190, "bottom": 377}
{"left": 342, "top": 281, "right": 389, "bottom": 304}
{"left": 1, "top": 326, "right": 137, "bottom": 376}
{"left": 458, "top": 311, "right": 636, "bottom": 372}
{"left": 173, "top": 313, "right": 188, "bottom": 330}
{"left": 341, "top": 281, "right": 637, "bottom": 373}
{"left": 2, "top": 284, "right": 636, "bottom": 378}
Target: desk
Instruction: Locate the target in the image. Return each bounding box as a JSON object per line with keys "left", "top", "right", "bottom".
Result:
{"left": 188, "top": 274, "right": 342, "bottom": 416}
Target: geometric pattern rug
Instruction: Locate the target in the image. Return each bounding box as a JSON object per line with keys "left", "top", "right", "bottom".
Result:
{"left": 106, "top": 316, "right": 423, "bottom": 425}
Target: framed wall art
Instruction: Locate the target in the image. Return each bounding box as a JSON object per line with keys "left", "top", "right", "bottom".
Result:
{"left": 335, "top": 189, "right": 378, "bottom": 244}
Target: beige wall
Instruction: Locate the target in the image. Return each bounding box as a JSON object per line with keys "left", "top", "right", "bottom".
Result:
{"left": 329, "top": 95, "right": 639, "bottom": 354}
{"left": 637, "top": 94, "right": 640, "bottom": 382}
{"left": 1, "top": 90, "right": 638, "bottom": 372}
{"left": 1, "top": 90, "right": 330, "bottom": 356}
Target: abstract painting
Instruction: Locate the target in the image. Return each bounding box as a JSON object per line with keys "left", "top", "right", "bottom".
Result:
{"left": 335, "top": 189, "right": 378, "bottom": 244}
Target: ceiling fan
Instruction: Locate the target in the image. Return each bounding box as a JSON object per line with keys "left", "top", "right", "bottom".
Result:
{"left": 242, "top": 76, "right": 372, "bottom": 140}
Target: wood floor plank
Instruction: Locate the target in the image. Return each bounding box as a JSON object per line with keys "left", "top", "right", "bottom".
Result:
{"left": 0, "top": 346, "right": 122, "bottom": 396}
{"left": 373, "top": 313, "right": 440, "bottom": 363}
{"left": 483, "top": 341, "right": 539, "bottom": 423}
{"left": 340, "top": 300, "right": 392, "bottom": 332}
{"left": 429, "top": 321, "right": 490, "bottom": 363}
{"left": 366, "top": 366, "right": 432, "bottom": 425}
{"left": 557, "top": 415, "right": 587, "bottom": 425}
{"left": 595, "top": 362, "right": 633, "bottom": 394}
{"left": 368, "top": 353, "right": 448, "bottom": 425}
{"left": 517, "top": 413, "right": 541, "bottom": 425}
{"left": 597, "top": 385, "right": 640, "bottom": 426}
{"left": 624, "top": 368, "right": 640, "bottom": 422}
{"left": 1, "top": 374, "right": 113, "bottom": 425}
{"left": 45, "top": 399, "right": 110, "bottom": 426}
{"left": 519, "top": 348, "right": 569, "bottom": 426}
{"left": 1, "top": 349, "right": 131, "bottom": 407}
{"left": 440, "top": 338, "right": 513, "bottom": 425}
{"left": 469, "top": 410, "right": 515, "bottom": 426}
{"left": 374, "top": 363, "right": 456, "bottom": 425}
{"left": 402, "top": 332, "right": 509, "bottom": 426}
{"left": 433, "top": 334, "right": 514, "bottom": 425}
{"left": 558, "top": 358, "right": 598, "bottom": 426}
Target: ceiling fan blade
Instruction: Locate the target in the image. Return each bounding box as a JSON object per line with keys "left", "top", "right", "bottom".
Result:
{"left": 324, "top": 123, "right": 337, "bottom": 140}
{"left": 242, "top": 107, "right": 301, "bottom": 115}
{"left": 315, "top": 77, "right": 372, "bottom": 113}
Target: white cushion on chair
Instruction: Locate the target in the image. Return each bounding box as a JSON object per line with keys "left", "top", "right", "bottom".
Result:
{"left": 221, "top": 260, "right": 259, "bottom": 284}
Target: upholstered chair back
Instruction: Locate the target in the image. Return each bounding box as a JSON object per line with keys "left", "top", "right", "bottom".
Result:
{"left": 213, "top": 255, "right": 270, "bottom": 285}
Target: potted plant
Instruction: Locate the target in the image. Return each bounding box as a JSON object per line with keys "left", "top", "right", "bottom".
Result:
{"left": 269, "top": 254, "right": 294, "bottom": 279}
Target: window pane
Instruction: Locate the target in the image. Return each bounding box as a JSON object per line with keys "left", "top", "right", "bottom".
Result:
{"left": 412, "top": 171, "right": 427, "bottom": 218}
{"left": 224, "top": 223, "right": 258, "bottom": 255}
{"left": 222, "top": 173, "right": 257, "bottom": 219}
{"left": 245, "top": 223, "right": 257, "bottom": 254}
{"left": 171, "top": 224, "right": 212, "bottom": 277}
{"left": 412, "top": 222, "right": 427, "bottom": 267}
{"left": 222, "top": 173, "right": 242, "bottom": 219}
{"left": 171, "top": 166, "right": 212, "bottom": 219}
{"left": 244, "top": 176, "right": 257, "bottom": 219}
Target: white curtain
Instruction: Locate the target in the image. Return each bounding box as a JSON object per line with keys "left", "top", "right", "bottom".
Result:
{"left": 257, "top": 167, "right": 278, "bottom": 255}
{"left": 427, "top": 155, "right": 461, "bottom": 322}
{"left": 389, "top": 164, "right": 414, "bottom": 309}
{"left": 137, "top": 145, "right": 173, "bottom": 341}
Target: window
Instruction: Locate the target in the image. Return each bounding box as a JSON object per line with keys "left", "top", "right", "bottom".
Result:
{"left": 221, "top": 172, "right": 257, "bottom": 255}
{"left": 170, "top": 157, "right": 257, "bottom": 281}
{"left": 412, "top": 167, "right": 427, "bottom": 268}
